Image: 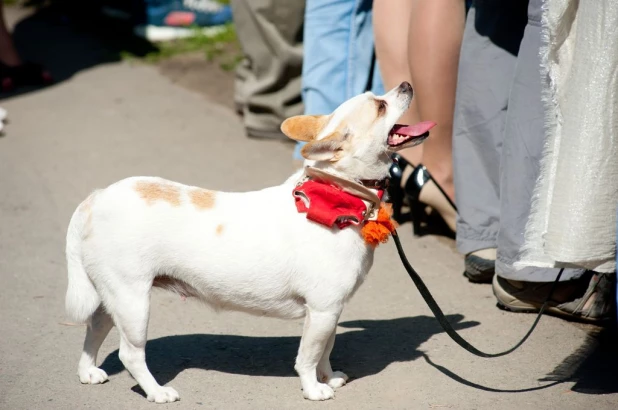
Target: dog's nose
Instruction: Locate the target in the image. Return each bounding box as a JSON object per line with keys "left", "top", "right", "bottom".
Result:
{"left": 398, "top": 81, "right": 413, "bottom": 94}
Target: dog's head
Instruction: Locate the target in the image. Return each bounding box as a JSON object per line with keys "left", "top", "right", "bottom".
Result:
{"left": 281, "top": 82, "right": 435, "bottom": 181}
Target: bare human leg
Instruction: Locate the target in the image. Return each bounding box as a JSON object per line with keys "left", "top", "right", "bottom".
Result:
{"left": 0, "top": 2, "right": 21, "bottom": 66}
{"left": 407, "top": 0, "right": 465, "bottom": 203}
{"left": 373, "top": 0, "right": 422, "bottom": 167}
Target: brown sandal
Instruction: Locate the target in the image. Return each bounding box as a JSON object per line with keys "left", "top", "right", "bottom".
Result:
{"left": 492, "top": 272, "right": 615, "bottom": 324}
{"left": 557, "top": 272, "right": 615, "bottom": 323}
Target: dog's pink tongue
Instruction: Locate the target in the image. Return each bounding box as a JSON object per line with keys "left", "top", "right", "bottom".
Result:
{"left": 389, "top": 121, "right": 436, "bottom": 137}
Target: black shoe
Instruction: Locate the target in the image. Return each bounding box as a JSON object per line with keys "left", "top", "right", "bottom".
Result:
{"left": 0, "top": 62, "right": 53, "bottom": 93}
{"left": 408, "top": 164, "right": 457, "bottom": 238}
{"left": 388, "top": 153, "right": 413, "bottom": 223}
{"left": 464, "top": 250, "right": 496, "bottom": 283}
{"left": 388, "top": 154, "right": 457, "bottom": 237}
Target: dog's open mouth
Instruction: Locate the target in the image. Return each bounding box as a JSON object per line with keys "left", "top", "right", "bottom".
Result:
{"left": 387, "top": 121, "right": 436, "bottom": 149}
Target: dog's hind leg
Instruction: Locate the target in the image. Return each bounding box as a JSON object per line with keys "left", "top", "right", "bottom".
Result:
{"left": 317, "top": 330, "right": 348, "bottom": 390}
{"left": 110, "top": 288, "right": 180, "bottom": 403}
{"left": 295, "top": 307, "right": 341, "bottom": 401}
{"left": 78, "top": 305, "right": 114, "bottom": 384}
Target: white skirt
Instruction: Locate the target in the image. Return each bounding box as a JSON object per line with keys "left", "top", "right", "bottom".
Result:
{"left": 516, "top": 0, "right": 618, "bottom": 273}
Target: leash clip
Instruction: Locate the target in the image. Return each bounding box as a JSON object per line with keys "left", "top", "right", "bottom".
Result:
{"left": 363, "top": 202, "right": 378, "bottom": 221}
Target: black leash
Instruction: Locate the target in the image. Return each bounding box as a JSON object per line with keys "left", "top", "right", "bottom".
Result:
{"left": 391, "top": 230, "right": 564, "bottom": 358}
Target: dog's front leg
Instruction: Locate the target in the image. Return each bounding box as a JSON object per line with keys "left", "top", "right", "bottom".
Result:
{"left": 317, "top": 330, "right": 348, "bottom": 389}
{"left": 295, "top": 307, "right": 341, "bottom": 401}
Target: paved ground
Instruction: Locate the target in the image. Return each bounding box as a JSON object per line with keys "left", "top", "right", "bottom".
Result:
{"left": 1, "top": 6, "right": 617, "bottom": 410}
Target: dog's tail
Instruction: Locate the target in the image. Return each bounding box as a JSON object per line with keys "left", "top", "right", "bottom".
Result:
{"left": 65, "top": 191, "right": 101, "bottom": 324}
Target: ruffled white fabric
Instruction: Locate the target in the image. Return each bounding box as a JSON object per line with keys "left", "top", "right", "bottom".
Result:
{"left": 516, "top": 0, "right": 618, "bottom": 273}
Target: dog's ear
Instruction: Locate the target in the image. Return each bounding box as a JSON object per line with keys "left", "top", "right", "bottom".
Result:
{"left": 300, "top": 131, "right": 347, "bottom": 162}
{"left": 281, "top": 115, "right": 328, "bottom": 142}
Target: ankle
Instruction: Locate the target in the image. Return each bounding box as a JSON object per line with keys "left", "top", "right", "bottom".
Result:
{"left": 431, "top": 175, "right": 454, "bottom": 204}
{"left": 426, "top": 169, "right": 454, "bottom": 203}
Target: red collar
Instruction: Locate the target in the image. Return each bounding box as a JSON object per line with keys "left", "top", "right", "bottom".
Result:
{"left": 292, "top": 168, "right": 385, "bottom": 229}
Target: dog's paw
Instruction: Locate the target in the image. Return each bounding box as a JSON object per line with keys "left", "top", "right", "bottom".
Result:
{"left": 147, "top": 386, "right": 180, "bottom": 403}
{"left": 79, "top": 367, "right": 109, "bottom": 384}
{"left": 326, "top": 371, "right": 348, "bottom": 389}
{"left": 303, "top": 383, "right": 335, "bottom": 401}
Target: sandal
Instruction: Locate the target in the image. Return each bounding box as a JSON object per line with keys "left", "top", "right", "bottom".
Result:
{"left": 388, "top": 153, "right": 415, "bottom": 223}
{"left": 492, "top": 271, "right": 615, "bottom": 324}
{"left": 388, "top": 154, "right": 457, "bottom": 238}
{"left": 0, "top": 62, "right": 53, "bottom": 92}
{"left": 557, "top": 272, "right": 615, "bottom": 322}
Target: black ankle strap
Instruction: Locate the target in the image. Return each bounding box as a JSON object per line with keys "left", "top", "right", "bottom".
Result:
{"left": 408, "top": 165, "right": 457, "bottom": 212}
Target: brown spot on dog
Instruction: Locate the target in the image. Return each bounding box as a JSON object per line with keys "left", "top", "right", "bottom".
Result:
{"left": 135, "top": 181, "right": 181, "bottom": 206}
{"left": 374, "top": 98, "right": 387, "bottom": 117}
{"left": 300, "top": 130, "right": 347, "bottom": 162}
{"left": 190, "top": 188, "right": 216, "bottom": 209}
{"left": 216, "top": 224, "right": 224, "bottom": 235}
{"left": 83, "top": 212, "right": 94, "bottom": 240}
{"left": 80, "top": 195, "right": 93, "bottom": 213}
{"left": 153, "top": 275, "right": 201, "bottom": 299}
{"left": 79, "top": 191, "right": 99, "bottom": 240}
{"left": 281, "top": 115, "right": 329, "bottom": 142}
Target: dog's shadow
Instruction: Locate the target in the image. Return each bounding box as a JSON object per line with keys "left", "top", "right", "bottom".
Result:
{"left": 100, "top": 315, "right": 478, "bottom": 386}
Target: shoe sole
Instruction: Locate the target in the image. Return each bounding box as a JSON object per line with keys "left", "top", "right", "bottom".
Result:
{"left": 463, "top": 270, "right": 493, "bottom": 284}
{"left": 495, "top": 300, "right": 611, "bottom": 325}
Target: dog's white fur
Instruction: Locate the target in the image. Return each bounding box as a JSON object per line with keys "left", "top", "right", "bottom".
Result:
{"left": 65, "top": 84, "right": 414, "bottom": 403}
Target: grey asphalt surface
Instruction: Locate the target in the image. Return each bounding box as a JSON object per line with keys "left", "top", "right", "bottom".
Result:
{"left": 1, "top": 7, "right": 617, "bottom": 410}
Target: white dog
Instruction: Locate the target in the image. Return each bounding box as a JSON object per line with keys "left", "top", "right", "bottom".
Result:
{"left": 65, "top": 82, "right": 433, "bottom": 403}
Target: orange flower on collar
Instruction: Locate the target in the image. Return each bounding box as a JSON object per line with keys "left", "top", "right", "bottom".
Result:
{"left": 361, "top": 203, "right": 398, "bottom": 247}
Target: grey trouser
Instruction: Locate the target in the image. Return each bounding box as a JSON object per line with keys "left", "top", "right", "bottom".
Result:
{"left": 230, "top": 0, "right": 305, "bottom": 139}
{"left": 453, "top": 0, "right": 585, "bottom": 282}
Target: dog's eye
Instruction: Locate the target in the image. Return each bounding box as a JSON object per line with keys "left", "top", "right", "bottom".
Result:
{"left": 375, "top": 99, "right": 387, "bottom": 116}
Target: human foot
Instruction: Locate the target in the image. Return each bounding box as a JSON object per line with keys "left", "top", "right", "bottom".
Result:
{"left": 492, "top": 272, "right": 615, "bottom": 324}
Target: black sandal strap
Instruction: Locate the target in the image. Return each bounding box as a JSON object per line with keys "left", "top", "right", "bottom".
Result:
{"left": 408, "top": 164, "right": 457, "bottom": 211}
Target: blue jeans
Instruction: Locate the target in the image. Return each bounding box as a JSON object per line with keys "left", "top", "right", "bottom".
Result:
{"left": 293, "top": 0, "right": 384, "bottom": 160}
